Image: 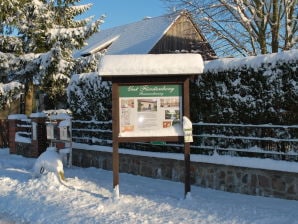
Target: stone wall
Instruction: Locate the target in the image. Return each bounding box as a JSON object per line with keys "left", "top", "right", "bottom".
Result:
{"left": 72, "top": 148, "right": 298, "bottom": 200}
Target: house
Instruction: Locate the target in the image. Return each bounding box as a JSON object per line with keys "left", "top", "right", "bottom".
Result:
{"left": 75, "top": 10, "right": 217, "bottom": 60}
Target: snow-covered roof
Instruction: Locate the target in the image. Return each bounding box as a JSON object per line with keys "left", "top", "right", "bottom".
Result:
{"left": 99, "top": 54, "right": 204, "bottom": 76}
{"left": 49, "top": 113, "right": 71, "bottom": 120}
{"left": 8, "top": 114, "right": 28, "bottom": 120}
{"left": 74, "top": 11, "right": 183, "bottom": 57}
{"left": 30, "top": 112, "right": 47, "bottom": 118}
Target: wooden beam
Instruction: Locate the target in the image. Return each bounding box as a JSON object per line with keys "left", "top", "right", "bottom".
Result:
{"left": 183, "top": 77, "right": 191, "bottom": 197}
{"left": 112, "top": 82, "right": 119, "bottom": 189}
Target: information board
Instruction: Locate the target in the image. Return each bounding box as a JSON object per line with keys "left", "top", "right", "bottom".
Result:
{"left": 119, "top": 84, "right": 184, "bottom": 137}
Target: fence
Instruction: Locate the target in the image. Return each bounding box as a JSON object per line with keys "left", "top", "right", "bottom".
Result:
{"left": 6, "top": 113, "right": 72, "bottom": 158}
{"left": 72, "top": 120, "right": 112, "bottom": 146}
{"left": 1, "top": 118, "right": 33, "bottom": 147}
{"left": 193, "top": 123, "right": 298, "bottom": 161}
{"left": 72, "top": 120, "right": 298, "bottom": 161}
{"left": 6, "top": 118, "right": 298, "bottom": 160}
{"left": 15, "top": 118, "right": 32, "bottom": 143}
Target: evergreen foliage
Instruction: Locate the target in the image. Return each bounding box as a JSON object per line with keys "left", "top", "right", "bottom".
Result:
{"left": 68, "top": 51, "right": 297, "bottom": 125}
{"left": 0, "top": 81, "right": 24, "bottom": 111}
{"left": 67, "top": 71, "right": 112, "bottom": 121}
{"left": 191, "top": 57, "right": 298, "bottom": 124}
{"left": 0, "top": 0, "right": 104, "bottom": 109}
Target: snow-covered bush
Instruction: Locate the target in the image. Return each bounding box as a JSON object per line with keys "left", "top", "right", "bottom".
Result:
{"left": 67, "top": 72, "right": 112, "bottom": 121}
{"left": 192, "top": 49, "right": 298, "bottom": 124}
{"left": 68, "top": 50, "right": 297, "bottom": 124}
{"left": 0, "top": 82, "right": 24, "bottom": 111}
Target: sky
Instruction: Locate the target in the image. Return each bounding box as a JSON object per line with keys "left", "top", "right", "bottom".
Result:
{"left": 81, "top": 0, "right": 170, "bottom": 29}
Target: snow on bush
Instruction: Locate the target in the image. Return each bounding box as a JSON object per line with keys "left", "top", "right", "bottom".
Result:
{"left": 67, "top": 72, "right": 111, "bottom": 121}
{"left": 67, "top": 50, "right": 297, "bottom": 124}
{"left": 192, "top": 49, "right": 298, "bottom": 124}
{"left": 0, "top": 81, "right": 24, "bottom": 110}
{"left": 204, "top": 49, "right": 298, "bottom": 73}
{"left": 33, "top": 147, "right": 65, "bottom": 182}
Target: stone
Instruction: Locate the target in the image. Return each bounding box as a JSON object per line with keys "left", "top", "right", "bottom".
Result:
{"left": 258, "top": 175, "right": 270, "bottom": 188}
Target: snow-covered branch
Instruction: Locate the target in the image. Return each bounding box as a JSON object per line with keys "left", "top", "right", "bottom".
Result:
{"left": 164, "top": 0, "right": 297, "bottom": 56}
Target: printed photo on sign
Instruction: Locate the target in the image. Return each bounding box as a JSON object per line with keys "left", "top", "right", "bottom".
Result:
{"left": 137, "top": 99, "right": 157, "bottom": 112}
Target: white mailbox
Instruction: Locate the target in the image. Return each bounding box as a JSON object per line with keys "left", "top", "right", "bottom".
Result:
{"left": 183, "top": 116, "right": 193, "bottom": 143}
{"left": 32, "top": 122, "right": 37, "bottom": 140}
{"left": 59, "top": 119, "right": 71, "bottom": 141}
{"left": 46, "top": 123, "right": 55, "bottom": 140}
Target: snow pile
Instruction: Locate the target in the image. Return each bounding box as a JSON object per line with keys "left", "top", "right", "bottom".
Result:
{"left": 74, "top": 143, "right": 298, "bottom": 173}
{"left": 44, "top": 109, "right": 72, "bottom": 119}
{"left": 99, "top": 54, "right": 204, "bottom": 76}
{"left": 30, "top": 112, "right": 47, "bottom": 118}
{"left": 7, "top": 114, "right": 28, "bottom": 120}
{"left": 33, "top": 147, "right": 65, "bottom": 181}
{"left": 1, "top": 148, "right": 298, "bottom": 223}
{"left": 204, "top": 49, "right": 298, "bottom": 73}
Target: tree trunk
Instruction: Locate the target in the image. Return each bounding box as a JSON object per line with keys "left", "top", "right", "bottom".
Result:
{"left": 256, "top": 0, "right": 267, "bottom": 54}
{"left": 271, "top": 0, "right": 280, "bottom": 52}
{"left": 284, "top": 0, "right": 296, "bottom": 50}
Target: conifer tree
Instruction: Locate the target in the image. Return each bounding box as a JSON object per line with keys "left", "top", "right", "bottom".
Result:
{"left": 0, "top": 0, "right": 104, "bottom": 110}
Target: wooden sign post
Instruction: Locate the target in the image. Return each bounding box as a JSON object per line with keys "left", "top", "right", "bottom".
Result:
{"left": 99, "top": 54, "right": 204, "bottom": 198}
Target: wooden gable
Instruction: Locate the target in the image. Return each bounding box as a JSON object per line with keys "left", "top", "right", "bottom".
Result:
{"left": 77, "top": 10, "right": 217, "bottom": 61}
{"left": 149, "top": 11, "right": 217, "bottom": 60}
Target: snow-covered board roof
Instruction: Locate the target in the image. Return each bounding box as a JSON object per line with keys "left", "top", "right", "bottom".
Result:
{"left": 98, "top": 54, "right": 204, "bottom": 76}
{"left": 74, "top": 11, "right": 183, "bottom": 57}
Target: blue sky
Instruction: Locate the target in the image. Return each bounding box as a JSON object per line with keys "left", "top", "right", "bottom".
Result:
{"left": 82, "top": 0, "right": 170, "bottom": 29}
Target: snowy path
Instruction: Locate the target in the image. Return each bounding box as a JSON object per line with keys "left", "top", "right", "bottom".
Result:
{"left": 0, "top": 214, "right": 15, "bottom": 224}
{"left": 0, "top": 149, "right": 298, "bottom": 224}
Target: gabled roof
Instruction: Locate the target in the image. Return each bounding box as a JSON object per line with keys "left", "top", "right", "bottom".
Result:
{"left": 74, "top": 11, "right": 184, "bottom": 57}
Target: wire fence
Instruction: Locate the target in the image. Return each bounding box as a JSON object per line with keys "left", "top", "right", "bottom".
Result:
{"left": 192, "top": 123, "right": 298, "bottom": 161}
{"left": 72, "top": 120, "right": 298, "bottom": 161}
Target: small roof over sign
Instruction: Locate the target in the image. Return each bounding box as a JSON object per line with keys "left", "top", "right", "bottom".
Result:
{"left": 98, "top": 54, "right": 204, "bottom": 76}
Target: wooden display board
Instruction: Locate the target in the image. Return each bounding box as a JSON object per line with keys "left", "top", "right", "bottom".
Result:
{"left": 111, "top": 76, "right": 191, "bottom": 197}
{"left": 99, "top": 54, "right": 204, "bottom": 198}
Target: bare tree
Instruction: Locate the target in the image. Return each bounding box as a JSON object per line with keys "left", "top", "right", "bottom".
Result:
{"left": 163, "top": 0, "right": 297, "bottom": 57}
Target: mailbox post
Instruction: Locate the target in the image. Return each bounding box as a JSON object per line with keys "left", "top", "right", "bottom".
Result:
{"left": 46, "top": 113, "right": 72, "bottom": 167}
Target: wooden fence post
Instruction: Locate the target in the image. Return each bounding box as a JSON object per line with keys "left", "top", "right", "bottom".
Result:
{"left": 30, "top": 113, "right": 47, "bottom": 157}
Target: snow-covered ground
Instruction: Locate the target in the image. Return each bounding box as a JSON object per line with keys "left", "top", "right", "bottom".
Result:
{"left": 1, "top": 148, "right": 298, "bottom": 224}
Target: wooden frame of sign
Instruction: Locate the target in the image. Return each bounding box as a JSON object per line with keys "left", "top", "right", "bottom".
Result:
{"left": 99, "top": 53, "right": 204, "bottom": 198}
{"left": 110, "top": 75, "right": 191, "bottom": 197}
